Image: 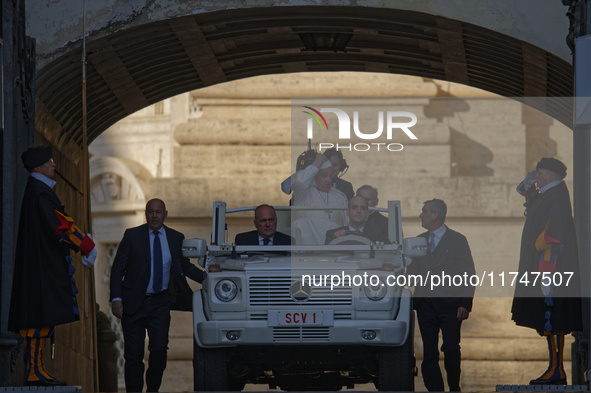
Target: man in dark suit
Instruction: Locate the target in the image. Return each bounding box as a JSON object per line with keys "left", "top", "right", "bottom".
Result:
{"left": 324, "top": 148, "right": 354, "bottom": 200}
{"left": 407, "top": 199, "right": 476, "bottom": 392}
{"left": 235, "top": 204, "right": 292, "bottom": 245}
{"left": 325, "top": 196, "right": 389, "bottom": 244}
{"left": 356, "top": 184, "right": 388, "bottom": 238}
{"left": 110, "top": 199, "right": 206, "bottom": 392}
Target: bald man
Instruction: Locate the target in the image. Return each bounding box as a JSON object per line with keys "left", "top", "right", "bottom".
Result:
{"left": 110, "top": 199, "right": 206, "bottom": 392}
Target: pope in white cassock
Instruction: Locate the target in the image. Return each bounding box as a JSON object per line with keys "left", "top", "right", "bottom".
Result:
{"left": 289, "top": 153, "right": 348, "bottom": 244}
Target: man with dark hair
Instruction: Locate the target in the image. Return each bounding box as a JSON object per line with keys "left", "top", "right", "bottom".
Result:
{"left": 110, "top": 198, "right": 206, "bottom": 392}
{"left": 323, "top": 148, "right": 354, "bottom": 200}
{"left": 407, "top": 198, "right": 475, "bottom": 392}
{"left": 512, "top": 158, "right": 582, "bottom": 385}
{"left": 235, "top": 204, "right": 292, "bottom": 245}
{"left": 356, "top": 185, "right": 388, "bottom": 238}
{"left": 9, "top": 146, "right": 97, "bottom": 386}
{"left": 325, "top": 195, "right": 389, "bottom": 244}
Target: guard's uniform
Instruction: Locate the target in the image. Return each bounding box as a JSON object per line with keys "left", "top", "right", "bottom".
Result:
{"left": 511, "top": 158, "right": 582, "bottom": 385}
{"left": 9, "top": 147, "right": 94, "bottom": 386}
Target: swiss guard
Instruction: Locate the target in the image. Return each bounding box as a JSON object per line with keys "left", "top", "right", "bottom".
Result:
{"left": 8, "top": 146, "right": 97, "bottom": 386}
{"left": 511, "top": 157, "right": 582, "bottom": 385}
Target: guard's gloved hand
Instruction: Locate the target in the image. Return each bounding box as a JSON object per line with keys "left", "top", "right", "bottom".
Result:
{"left": 517, "top": 169, "right": 537, "bottom": 194}
{"left": 541, "top": 281, "right": 553, "bottom": 297}
{"left": 82, "top": 233, "right": 97, "bottom": 267}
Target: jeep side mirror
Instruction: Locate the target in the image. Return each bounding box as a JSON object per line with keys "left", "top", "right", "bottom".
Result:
{"left": 182, "top": 238, "right": 207, "bottom": 259}
{"left": 402, "top": 237, "right": 428, "bottom": 258}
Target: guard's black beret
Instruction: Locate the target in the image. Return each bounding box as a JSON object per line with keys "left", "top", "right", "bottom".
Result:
{"left": 21, "top": 146, "right": 52, "bottom": 169}
{"left": 537, "top": 157, "right": 567, "bottom": 179}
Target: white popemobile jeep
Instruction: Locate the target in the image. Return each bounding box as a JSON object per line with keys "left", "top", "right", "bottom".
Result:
{"left": 182, "top": 201, "right": 427, "bottom": 391}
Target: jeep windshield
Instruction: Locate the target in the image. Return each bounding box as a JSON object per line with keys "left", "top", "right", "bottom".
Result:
{"left": 209, "top": 201, "right": 405, "bottom": 258}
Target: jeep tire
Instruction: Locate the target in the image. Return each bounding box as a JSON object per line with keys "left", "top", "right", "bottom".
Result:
{"left": 374, "top": 318, "right": 415, "bottom": 391}
{"left": 193, "top": 342, "right": 230, "bottom": 391}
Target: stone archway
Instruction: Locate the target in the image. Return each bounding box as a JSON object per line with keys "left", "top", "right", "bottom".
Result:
{"left": 34, "top": 6, "right": 572, "bottom": 158}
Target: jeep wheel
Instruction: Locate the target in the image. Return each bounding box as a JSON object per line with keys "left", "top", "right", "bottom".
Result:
{"left": 193, "top": 341, "right": 231, "bottom": 391}
{"left": 374, "top": 323, "right": 415, "bottom": 391}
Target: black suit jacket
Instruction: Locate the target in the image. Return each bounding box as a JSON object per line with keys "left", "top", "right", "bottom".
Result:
{"left": 366, "top": 212, "right": 388, "bottom": 239}
{"left": 234, "top": 230, "right": 293, "bottom": 245}
{"left": 407, "top": 227, "right": 475, "bottom": 312}
{"left": 325, "top": 223, "right": 390, "bottom": 244}
{"left": 335, "top": 178, "right": 354, "bottom": 200}
{"left": 110, "top": 224, "right": 206, "bottom": 315}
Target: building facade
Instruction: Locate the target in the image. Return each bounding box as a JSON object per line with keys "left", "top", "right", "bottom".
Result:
{"left": 90, "top": 72, "right": 573, "bottom": 392}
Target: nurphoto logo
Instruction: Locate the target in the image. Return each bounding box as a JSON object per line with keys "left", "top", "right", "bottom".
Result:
{"left": 302, "top": 106, "right": 418, "bottom": 152}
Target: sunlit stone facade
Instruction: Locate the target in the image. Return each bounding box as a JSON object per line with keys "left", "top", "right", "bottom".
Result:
{"left": 90, "top": 72, "right": 573, "bottom": 392}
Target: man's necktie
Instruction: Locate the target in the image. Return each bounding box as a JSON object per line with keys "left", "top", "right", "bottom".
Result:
{"left": 429, "top": 232, "right": 436, "bottom": 253}
{"left": 263, "top": 238, "right": 270, "bottom": 245}
{"left": 153, "top": 230, "right": 163, "bottom": 292}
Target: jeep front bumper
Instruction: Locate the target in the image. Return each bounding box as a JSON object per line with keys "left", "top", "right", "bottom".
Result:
{"left": 192, "top": 289, "right": 413, "bottom": 348}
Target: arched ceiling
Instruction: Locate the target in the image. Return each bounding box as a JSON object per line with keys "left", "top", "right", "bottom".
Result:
{"left": 35, "top": 6, "right": 573, "bottom": 156}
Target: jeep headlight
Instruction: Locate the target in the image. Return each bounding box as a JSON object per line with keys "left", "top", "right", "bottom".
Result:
{"left": 215, "top": 279, "right": 238, "bottom": 302}
{"left": 364, "top": 279, "right": 387, "bottom": 301}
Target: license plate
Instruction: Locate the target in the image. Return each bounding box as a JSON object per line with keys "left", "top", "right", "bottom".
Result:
{"left": 268, "top": 310, "right": 334, "bottom": 327}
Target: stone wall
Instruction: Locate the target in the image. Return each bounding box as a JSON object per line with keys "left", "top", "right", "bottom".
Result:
{"left": 90, "top": 72, "right": 574, "bottom": 391}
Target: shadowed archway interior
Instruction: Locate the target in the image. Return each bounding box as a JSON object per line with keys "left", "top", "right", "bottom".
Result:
{"left": 35, "top": 5, "right": 573, "bottom": 158}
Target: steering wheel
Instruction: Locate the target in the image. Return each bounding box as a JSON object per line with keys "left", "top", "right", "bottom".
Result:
{"left": 328, "top": 233, "right": 372, "bottom": 246}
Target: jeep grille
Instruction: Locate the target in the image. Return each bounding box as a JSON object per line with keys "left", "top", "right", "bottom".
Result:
{"left": 273, "top": 327, "right": 330, "bottom": 341}
{"left": 249, "top": 277, "right": 353, "bottom": 306}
